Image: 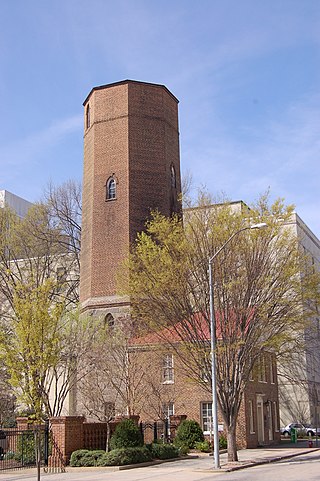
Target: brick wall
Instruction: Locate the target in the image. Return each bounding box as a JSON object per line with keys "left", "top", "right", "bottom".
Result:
{"left": 80, "top": 80, "right": 181, "bottom": 319}
{"left": 131, "top": 347, "right": 281, "bottom": 449}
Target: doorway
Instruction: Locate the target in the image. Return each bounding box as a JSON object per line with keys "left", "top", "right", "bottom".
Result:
{"left": 257, "top": 396, "right": 265, "bottom": 445}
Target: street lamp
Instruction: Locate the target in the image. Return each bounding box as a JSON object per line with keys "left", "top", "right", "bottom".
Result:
{"left": 209, "top": 222, "right": 267, "bottom": 468}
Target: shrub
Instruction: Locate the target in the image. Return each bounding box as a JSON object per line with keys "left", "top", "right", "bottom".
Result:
{"left": 177, "top": 444, "right": 190, "bottom": 455}
{"left": 195, "top": 440, "right": 211, "bottom": 452}
{"left": 110, "top": 419, "right": 143, "bottom": 450}
{"left": 219, "top": 434, "right": 227, "bottom": 449}
{"left": 149, "top": 443, "right": 180, "bottom": 459}
{"left": 4, "top": 452, "right": 15, "bottom": 460}
{"left": 96, "top": 447, "right": 152, "bottom": 466}
{"left": 69, "top": 449, "right": 105, "bottom": 467}
{"left": 174, "top": 420, "right": 204, "bottom": 449}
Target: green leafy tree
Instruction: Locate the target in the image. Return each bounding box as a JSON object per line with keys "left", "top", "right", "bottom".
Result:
{"left": 0, "top": 197, "right": 93, "bottom": 418}
{"left": 0, "top": 279, "right": 64, "bottom": 419}
{"left": 126, "top": 192, "right": 320, "bottom": 462}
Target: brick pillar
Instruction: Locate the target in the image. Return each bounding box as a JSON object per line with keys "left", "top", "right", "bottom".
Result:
{"left": 16, "top": 417, "right": 30, "bottom": 430}
{"left": 169, "top": 414, "right": 187, "bottom": 439}
{"left": 50, "top": 416, "right": 85, "bottom": 465}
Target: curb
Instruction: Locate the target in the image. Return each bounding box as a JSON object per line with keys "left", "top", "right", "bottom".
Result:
{"left": 118, "top": 454, "right": 199, "bottom": 470}
{"left": 222, "top": 447, "right": 320, "bottom": 472}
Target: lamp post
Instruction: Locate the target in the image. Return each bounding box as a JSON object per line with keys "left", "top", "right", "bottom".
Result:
{"left": 209, "top": 222, "right": 267, "bottom": 469}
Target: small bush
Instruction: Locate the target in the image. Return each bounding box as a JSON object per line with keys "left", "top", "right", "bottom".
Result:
{"left": 69, "top": 449, "right": 105, "bottom": 467}
{"left": 195, "top": 440, "right": 211, "bottom": 452}
{"left": 96, "top": 447, "right": 152, "bottom": 466}
{"left": 178, "top": 444, "right": 190, "bottom": 455}
{"left": 110, "top": 419, "right": 143, "bottom": 450}
{"left": 174, "top": 420, "right": 204, "bottom": 449}
{"left": 149, "top": 443, "right": 180, "bottom": 459}
{"left": 219, "top": 434, "right": 227, "bottom": 449}
{"left": 4, "top": 452, "right": 15, "bottom": 460}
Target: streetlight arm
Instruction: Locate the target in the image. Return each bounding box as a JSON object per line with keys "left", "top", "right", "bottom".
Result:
{"left": 209, "top": 227, "right": 249, "bottom": 264}
{"left": 209, "top": 223, "right": 267, "bottom": 264}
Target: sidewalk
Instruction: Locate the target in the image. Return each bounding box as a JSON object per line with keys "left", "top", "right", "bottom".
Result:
{"left": 216, "top": 439, "right": 320, "bottom": 471}
{"left": 0, "top": 440, "right": 319, "bottom": 480}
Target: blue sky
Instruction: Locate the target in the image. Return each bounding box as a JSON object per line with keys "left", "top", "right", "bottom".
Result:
{"left": 1, "top": 0, "right": 320, "bottom": 237}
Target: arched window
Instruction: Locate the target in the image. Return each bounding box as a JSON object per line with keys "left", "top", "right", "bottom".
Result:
{"left": 86, "top": 104, "right": 90, "bottom": 129}
{"left": 105, "top": 313, "right": 115, "bottom": 329}
{"left": 170, "top": 165, "right": 176, "bottom": 188}
{"left": 106, "top": 177, "right": 116, "bottom": 200}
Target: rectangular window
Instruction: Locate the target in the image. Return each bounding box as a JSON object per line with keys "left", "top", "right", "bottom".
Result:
{"left": 249, "top": 400, "right": 255, "bottom": 434}
{"left": 162, "top": 354, "right": 174, "bottom": 383}
{"left": 273, "top": 402, "right": 279, "bottom": 432}
{"left": 270, "top": 357, "right": 275, "bottom": 384}
{"left": 162, "top": 402, "right": 174, "bottom": 419}
{"left": 258, "top": 355, "right": 267, "bottom": 383}
{"left": 201, "top": 402, "right": 213, "bottom": 433}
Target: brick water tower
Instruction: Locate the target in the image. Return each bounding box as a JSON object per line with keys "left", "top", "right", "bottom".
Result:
{"left": 80, "top": 80, "right": 181, "bottom": 321}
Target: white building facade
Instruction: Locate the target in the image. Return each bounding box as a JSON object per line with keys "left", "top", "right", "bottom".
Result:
{"left": 0, "top": 190, "right": 33, "bottom": 218}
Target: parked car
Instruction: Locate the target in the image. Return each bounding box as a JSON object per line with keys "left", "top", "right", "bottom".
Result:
{"left": 0, "top": 430, "right": 8, "bottom": 457}
{"left": 280, "top": 422, "right": 306, "bottom": 437}
{"left": 303, "top": 424, "right": 320, "bottom": 437}
{"left": 280, "top": 422, "right": 320, "bottom": 437}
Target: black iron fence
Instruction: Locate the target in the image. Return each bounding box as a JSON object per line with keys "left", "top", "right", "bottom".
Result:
{"left": 0, "top": 422, "right": 64, "bottom": 473}
{"left": 140, "top": 419, "right": 170, "bottom": 444}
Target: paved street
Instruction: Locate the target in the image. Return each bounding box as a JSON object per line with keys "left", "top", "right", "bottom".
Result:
{"left": 0, "top": 443, "right": 319, "bottom": 481}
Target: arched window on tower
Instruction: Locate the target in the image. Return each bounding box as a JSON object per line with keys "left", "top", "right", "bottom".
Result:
{"left": 86, "top": 104, "right": 90, "bottom": 129}
{"left": 106, "top": 177, "right": 116, "bottom": 200}
{"left": 104, "top": 313, "right": 115, "bottom": 329}
{"left": 170, "top": 164, "right": 176, "bottom": 188}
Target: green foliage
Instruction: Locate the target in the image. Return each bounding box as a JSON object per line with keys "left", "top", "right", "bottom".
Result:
{"left": 69, "top": 449, "right": 105, "bottom": 467}
{"left": 14, "top": 430, "right": 45, "bottom": 465}
{"left": 0, "top": 279, "right": 65, "bottom": 419}
{"left": 96, "top": 447, "right": 152, "bottom": 466}
{"left": 148, "top": 443, "right": 180, "bottom": 459}
{"left": 177, "top": 444, "right": 190, "bottom": 455}
{"left": 1, "top": 417, "right": 16, "bottom": 428}
{"left": 4, "top": 452, "right": 15, "bottom": 460}
{"left": 195, "top": 440, "right": 211, "bottom": 452}
{"left": 110, "top": 419, "right": 143, "bottom": 450}
{"left": 174, "top": 420, "right": 204, "bottom": 449}
{"left": 219, "top": 434, "right": 227, "bottom": 449}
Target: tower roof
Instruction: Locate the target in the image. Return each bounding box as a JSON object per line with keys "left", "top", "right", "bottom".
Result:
{"left": 83, "top": 79, "right": 179, "bottom": 106}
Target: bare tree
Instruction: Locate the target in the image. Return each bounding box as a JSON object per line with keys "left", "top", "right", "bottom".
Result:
{"left": 43, "top": 180, "right": 81, "bottom": 269}
{"left": 43, "top": 179, "right": 82, "bottom": 304}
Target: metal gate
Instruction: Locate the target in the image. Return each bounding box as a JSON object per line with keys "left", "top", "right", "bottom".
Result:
{"left": 0, "top": 422, "right": 65, "bottom": 473}
{"left": 140, "top": 420, "right": 169, "bottom": 444}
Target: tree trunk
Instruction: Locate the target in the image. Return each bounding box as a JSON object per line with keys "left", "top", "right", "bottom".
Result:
{"left": 106, "top": 423, "right": 110, "bottom": 452}
{"left": 226, "top": 425, "right": 238, "bottom": 462}
{"left": 34, "top": 429, "right": 41, "bottom": 481}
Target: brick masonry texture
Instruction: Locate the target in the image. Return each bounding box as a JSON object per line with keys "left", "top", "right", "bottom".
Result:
{"left": 80, "top": 81, "right": 181, "bottom": 316}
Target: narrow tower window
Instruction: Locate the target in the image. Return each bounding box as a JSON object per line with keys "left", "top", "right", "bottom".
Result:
{"left": 106, "top": 177, "right": 116, "bottom": 200}
{"left": 86, "top": 104, "right": 90, "bottom": 129}
{"left": 170, "top": 165, "right": 176, "bottom": 188}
